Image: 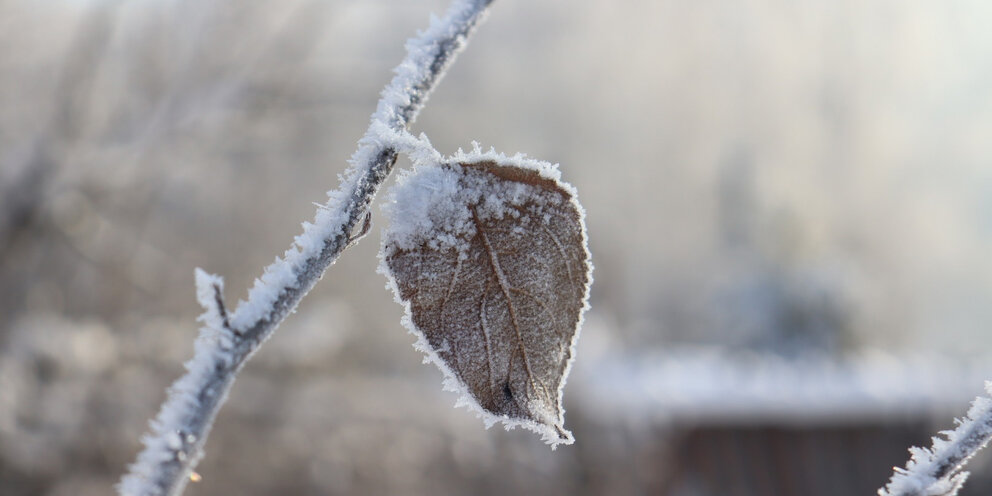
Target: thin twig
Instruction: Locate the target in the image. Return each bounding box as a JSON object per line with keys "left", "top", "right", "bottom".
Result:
{"left": 879, "top": 383, "right": 992, "bottom": 496}
{"left": 118, "top": 1, "right": 495, "bottom": 495}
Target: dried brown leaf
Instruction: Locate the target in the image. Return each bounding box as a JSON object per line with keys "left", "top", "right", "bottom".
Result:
{"left": 380, "top": 154, "right": 591, "bottom": 446}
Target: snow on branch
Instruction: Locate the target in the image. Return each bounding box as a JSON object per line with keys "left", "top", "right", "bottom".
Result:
{"left": 879, "top": 382, "right": 992, "bottom": 496}
{"left": 118, "top": 2, "right": 495, "bottom": 495}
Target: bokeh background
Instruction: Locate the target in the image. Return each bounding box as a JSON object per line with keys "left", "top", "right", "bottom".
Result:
{"left": 3, "top": 0, "right": 992, "bottom": 494}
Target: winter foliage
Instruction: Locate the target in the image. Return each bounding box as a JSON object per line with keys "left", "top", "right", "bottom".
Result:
{"left": 101, "top": 0, "right": 992, "bottom": 494}
{"left": 379, "top": 146, "right": 591, "bottom": 447}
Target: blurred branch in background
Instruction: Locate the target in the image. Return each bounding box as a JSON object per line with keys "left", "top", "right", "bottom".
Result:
{"left": 0, "top": 1, "right": 115, "bottom": 304}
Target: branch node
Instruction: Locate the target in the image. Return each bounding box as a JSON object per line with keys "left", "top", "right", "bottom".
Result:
{"left": 194, "top": 268, "right": 233, "bottom": 333}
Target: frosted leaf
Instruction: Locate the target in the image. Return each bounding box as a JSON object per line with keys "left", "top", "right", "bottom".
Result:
{"left": 380, "top": 155, "right": 591, "bottom": 447}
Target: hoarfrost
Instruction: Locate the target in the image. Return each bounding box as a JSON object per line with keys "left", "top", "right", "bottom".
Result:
{"left": 379, "top": 146, "right": 592, "bottom": 447}
{"left": 119, "top": 269, "right": 240, "bottom": 495}
{"left": 880, "top": 382, "right": 992, "bottom": 496}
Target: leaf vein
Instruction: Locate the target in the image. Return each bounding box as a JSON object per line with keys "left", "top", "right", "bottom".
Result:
{"left": 472, "top": 207, "right": 546, "bottom": 407}
{"left": 541, "top": 223, "right": 576, "bottom": 291}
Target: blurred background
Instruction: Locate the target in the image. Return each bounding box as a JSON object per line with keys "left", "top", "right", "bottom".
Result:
{"left": 3, "top": 0, "right": 992, "bottom": 494}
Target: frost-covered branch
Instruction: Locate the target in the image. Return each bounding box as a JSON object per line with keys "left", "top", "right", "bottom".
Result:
{"left": 879, "top": 383, "right": 992, "bottom": 496}
{"left": 118, "top": 1, "right": 494, "bottom": 495}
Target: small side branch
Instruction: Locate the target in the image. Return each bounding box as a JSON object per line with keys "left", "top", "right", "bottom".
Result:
{"left": 879, "top": 382, "right": 992, "bottom": 496}
{"left": 118, "top": 1, "right": 496, "bottom": 495}
{"left": 194, "top": 268, "right": 230, "bottom": 331}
